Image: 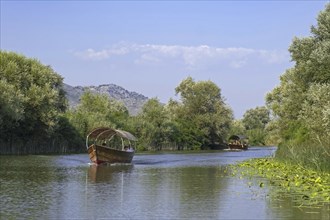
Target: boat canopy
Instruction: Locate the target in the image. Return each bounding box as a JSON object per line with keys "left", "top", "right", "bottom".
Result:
{"left": 86, "top": 127, "right": 137, "bottom": 148}
{"left": 228, "top": 135, "right": 248, "bottom": 141}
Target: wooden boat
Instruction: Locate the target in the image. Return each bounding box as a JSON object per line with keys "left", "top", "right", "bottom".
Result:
{"left": 86, "top": 127, "right": 137, "bottom": 165}
{"left": 228, "top": 135, "right": 248, "bottom": 150}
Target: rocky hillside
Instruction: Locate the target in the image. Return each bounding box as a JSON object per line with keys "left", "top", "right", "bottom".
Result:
{"left": 63, "top": 83, "right": 148, "bottom": 115}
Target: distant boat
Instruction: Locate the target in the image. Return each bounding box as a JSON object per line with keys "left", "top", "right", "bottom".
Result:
{"left": 228, "top": 135, "right": 248, "bottom": 150}
{"left": 86, "top": 127, "right": 137, "bottom": 165}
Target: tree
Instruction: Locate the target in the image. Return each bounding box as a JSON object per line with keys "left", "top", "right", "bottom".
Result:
{"left": 174, "top": 77, "right": 233, "bottom": 149}
{"left": 266, "top": 4, "right": 330, "bottom": 142}
{"left": 241, "top": 106, "right": 270, "bottom": 145}
{"left": 299, "top": 83, "right": 330, "bottom": 139}
{"left": 66, "top": 91, "right": 129, "bottom": 137}
{"left": 242, "top": 106, "right": 270, "bottom": 131}
{"left": 266, "top": 4, "right": 330, "bottom": 170}
{"left": 134, "top": 98, "right": 179, "bottom": 150}
{"left": 229, "top": 120, "right": 246, "bottom": 137}
{"left": 0, "top": 81, "right": 25, "bottom": 133}
{"left": 0, "top": 51, "right": 66, "bottom": 140}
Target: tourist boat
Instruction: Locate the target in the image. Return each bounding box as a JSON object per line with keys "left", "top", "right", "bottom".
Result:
{"left": 86, "top": 127, "right": 137, "bottom": 165}
{"left": 227, "top": 135, "right": 249, "bottom": 150}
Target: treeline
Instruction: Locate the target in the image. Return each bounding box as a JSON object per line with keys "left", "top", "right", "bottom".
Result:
{"left": 0, "top": 50, "right": 272, "bottom": 154}
{"left": 1, "top": 4, "right": 329, "bottom": 172}
{"left": 266, "top": 4, "right": 330, "bottom": 171}
{"left": 54, "top": 77, "right": 236, "bottom": 151}
{"left": 0, "top": 51, "right": 219, "bottom": 153}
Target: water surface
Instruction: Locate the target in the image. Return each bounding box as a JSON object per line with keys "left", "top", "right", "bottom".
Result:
{"left": 1, "top": 147, "right": 329, "bottom": 219}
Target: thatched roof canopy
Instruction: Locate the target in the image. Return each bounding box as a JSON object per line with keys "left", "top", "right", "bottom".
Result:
{"left": 228, "top": 135, "right": 248, "bottom": 141}
{"left": 87, "top": 127, "right": 137, "bottom": 141}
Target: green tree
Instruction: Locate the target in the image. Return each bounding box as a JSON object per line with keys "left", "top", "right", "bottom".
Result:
{"left": 242, "top": 106, "right": 270, "bottom": 130}
{"left": 266, "top": 4, "right": 330, "bottom": 142}
{"left": 0, "top": 81, "right": 25, "bottom": 133}
{"left": 229, "top": 120, "right": 246, "bottom": 137}
{"left": 135, "top": 98, "right": 177, "bottom": 150}
{"left": 299, "top": 83, "right": 330, "bottom": 139}
{"left": 66, "top": 91, "right": 129, "bottom": 137}
{"left": 174, "top": 77, "right": 233, "bottom": 149}
{"left": 241, "top": 106, "right": 270, "bottom": 145}
{"left": 266, "top": 4, "right": 330, "bottom": 170}
{"left": 0, "top": 51, "right": 66, "bottom": 140}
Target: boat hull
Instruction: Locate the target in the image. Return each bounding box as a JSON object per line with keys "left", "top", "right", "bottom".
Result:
{"left": 87, "top": 144, "right": 134, "bottom": 164}
{"left": 228, "top": 144, "right": 248, "bottom": 150}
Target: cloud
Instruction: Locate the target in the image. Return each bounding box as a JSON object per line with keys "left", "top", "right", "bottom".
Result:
{"left": 73, "top": 45, "right": 129, "bottom": 60}
{"left": 73, "top": 43, "right": 289, "bottom": 68}
{"left": 74, "top": 48, "right": 109, "bottom": 60}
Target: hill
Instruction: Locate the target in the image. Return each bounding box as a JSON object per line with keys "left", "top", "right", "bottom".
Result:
{"left": 63, "top": 83, "right": 148, "bottom": 115}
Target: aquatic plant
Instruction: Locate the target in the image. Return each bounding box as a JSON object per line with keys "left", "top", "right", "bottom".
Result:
{"left": 230, "top": 158, "right": 330, "bottom": 206}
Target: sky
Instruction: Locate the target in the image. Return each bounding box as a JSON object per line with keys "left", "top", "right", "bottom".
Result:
{"left": 1, "top": 0, "right": 328, "bottom": 118}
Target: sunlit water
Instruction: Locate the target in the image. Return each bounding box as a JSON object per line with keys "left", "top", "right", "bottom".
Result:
{"left": 0, "top": 147, "right": 329, "bottom": 219}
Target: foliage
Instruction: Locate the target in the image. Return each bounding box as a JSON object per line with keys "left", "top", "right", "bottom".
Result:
{"left": 134, "top": 77, "right": 233, "bottom": 150}
{"left": 229, "top": 120, "right": 246, "bottom": 138}
{"left": 266, "top": 4, "right": 330, "bottom": 171}
{"left": 133, "top": 98, "right": 177, "bottom": 150}
{"left": 242, "top": 106, "right": 270, "bottom": 130}
{"left": 173, "top": 77, "right": 233, "bottom": 149}
{"left": 275, "top": 139, "right": 330, "bottom": 172}
{"left": 246, "top": 129, "right": 267, "bottom": 146}
{"left": 231, "top": 158, "right": 330, "bottom": 205}
{"left": 0, "top": 54, "right": 235, "bottom": 153}
{"left": 299, "top": 83, "right": 330, "bottom": 139}
{"left": 264, "top": 119, "right": 281, "bottom": 146}
{"left": 240, "top": 106, "right": 270, "bottom": 146}
{"left": 65, "top": 91, "right": 130, "bottom": 138}
{"left": 0, "top": 51, "right": 66, "bottom": 141}
{"left": 0, "top": 80, "right": 25, "bottom": 131}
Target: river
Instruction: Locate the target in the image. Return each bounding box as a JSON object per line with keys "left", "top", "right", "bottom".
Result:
{"left": 0, "top": 146, "right": 329, "bottom": 219}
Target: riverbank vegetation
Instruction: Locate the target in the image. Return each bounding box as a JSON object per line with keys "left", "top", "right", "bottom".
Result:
{"left": 232, "top": 106, "right": 271, "bottom": 146}
{"left": 0, "top": 51, "right": 236, "bottom": 153}
{"left": 230, "top": 158, "right": 330, "bottom": 205}
{"left": 65, "top": 77, "right": 234, "bottom": 151}
{"left": 265, "top": 4, "right": 330, "bottom": 171}
{"left": 0, "top": 52, "right": 83, "bottom": 154}
{"left": 0, "top": 4, "right": 329, "bottom": 175}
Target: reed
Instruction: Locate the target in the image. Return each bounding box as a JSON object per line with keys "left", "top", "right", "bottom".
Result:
{"left": 275, "top": 137, "right": 330, "bottom": 172}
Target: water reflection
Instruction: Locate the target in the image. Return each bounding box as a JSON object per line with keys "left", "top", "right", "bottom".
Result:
{"left": 267, "top": 186, "right": 330, "bottom": 220}
{"left": 87, "top": 164, "right": 133, "bottom": 183}
{"left": 0, "top": 156, "right": 57, "bottom": 219}
{"left": 0, "top": 147, "right": 329, "bottom": 219}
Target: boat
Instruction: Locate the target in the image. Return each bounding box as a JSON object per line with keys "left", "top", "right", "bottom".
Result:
{"left": 227, "top": 135, "right": 248, "bottom": 150}
{"left": 86, "top": 127, "right": 137, "bottom": 165}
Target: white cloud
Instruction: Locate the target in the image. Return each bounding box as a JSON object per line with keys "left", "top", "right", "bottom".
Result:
{"left": 74, "top": 48, "right": 109, "bottom": 60}
{"left": 73, "top": 43, "right": 289, "bottom": 68}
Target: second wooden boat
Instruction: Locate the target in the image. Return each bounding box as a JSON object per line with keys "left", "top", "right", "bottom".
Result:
{"left": 228, "top": 135, "right": 249, "bottom": 150}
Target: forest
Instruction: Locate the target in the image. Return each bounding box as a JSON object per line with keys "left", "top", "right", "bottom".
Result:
{"left": 0, "top": 4, "right": 329, "bottom": 171}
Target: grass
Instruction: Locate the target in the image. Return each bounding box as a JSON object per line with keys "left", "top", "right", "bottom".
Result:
{"left": 275, "top": 138, "right": 330, "bottom": 172}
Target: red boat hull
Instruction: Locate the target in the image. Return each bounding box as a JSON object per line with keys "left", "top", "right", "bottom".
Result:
{"left": 228, "top": 144, "right": 248, "bottom": 150}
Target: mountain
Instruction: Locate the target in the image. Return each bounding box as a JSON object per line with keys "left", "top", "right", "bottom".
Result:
{"left": 63, "top": 83, "right": 149, "bottom": 115}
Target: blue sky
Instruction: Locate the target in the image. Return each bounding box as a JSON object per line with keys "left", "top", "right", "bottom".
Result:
{"left": 1, "top": 1, "right": 328, "bottom": 118}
